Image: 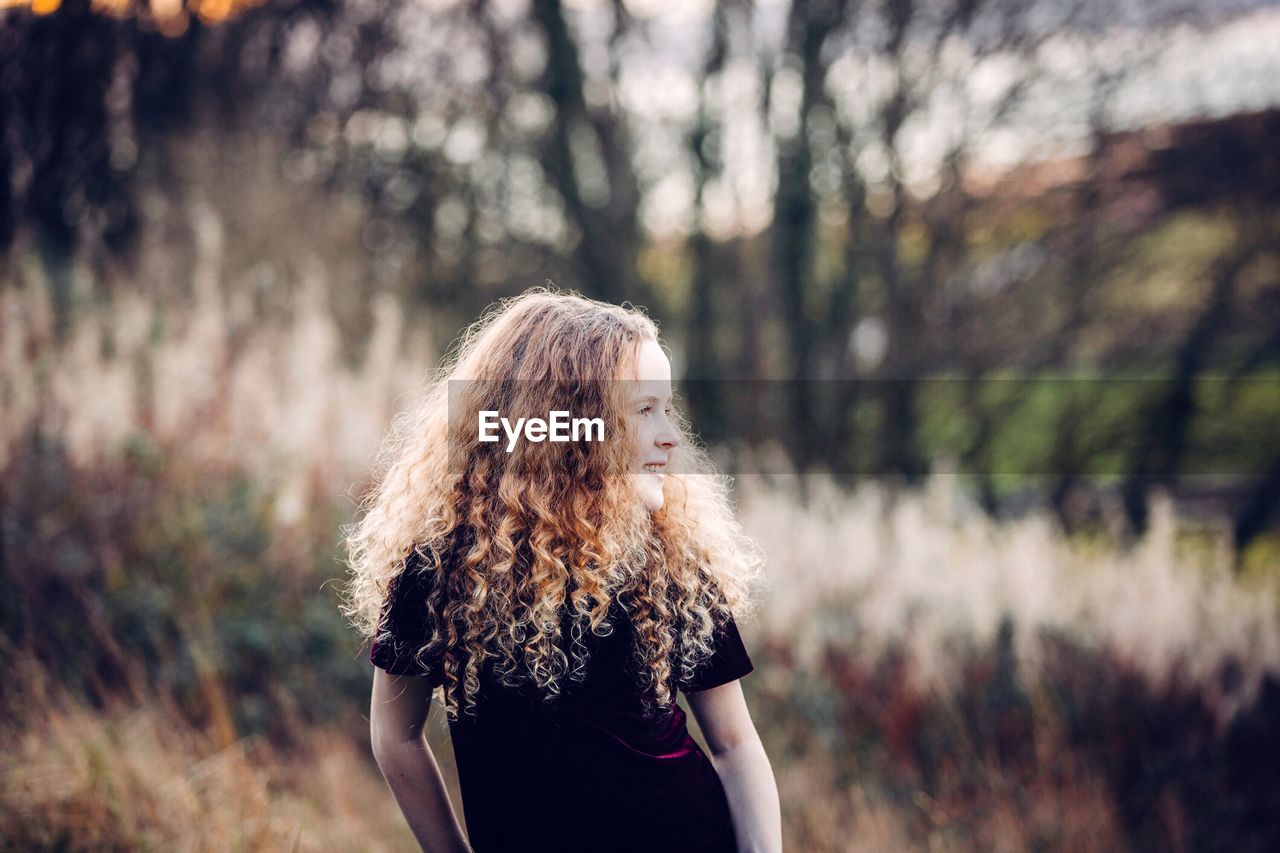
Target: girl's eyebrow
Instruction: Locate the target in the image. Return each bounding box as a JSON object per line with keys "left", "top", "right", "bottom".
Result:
{"left": 631, "top": 392, "right": 672, "bottom": 404}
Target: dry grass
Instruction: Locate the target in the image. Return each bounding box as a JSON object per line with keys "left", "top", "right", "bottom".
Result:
{"left": 0, "top": 651, "right": 418, "bottom": 853}
{"left": 728, "top": 474, "right": 1280, "bottom": 850}
{"left": 737, "top": 473, "right": 1280, "bottom": 731}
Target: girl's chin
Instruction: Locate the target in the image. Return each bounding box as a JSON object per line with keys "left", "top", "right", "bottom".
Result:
{"left": 633, "top": 471, "right": 665, "bottom": 510}
{"left": 640, "top": 484, "right": 665, "bottom": 511}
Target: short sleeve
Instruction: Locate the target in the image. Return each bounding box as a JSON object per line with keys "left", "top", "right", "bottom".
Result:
{"left": 369, "top": 553, "right": 446, "bottom": 686}
{"left": 680, "top": 612, "right": 754, "bottom": 693}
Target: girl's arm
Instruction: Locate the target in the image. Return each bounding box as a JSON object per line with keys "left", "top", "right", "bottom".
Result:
{"left": 686, "top": 680, "right": 783, "bottom": 853}
{"left": 370, "top": 669, "right": 472, "bottom": 853}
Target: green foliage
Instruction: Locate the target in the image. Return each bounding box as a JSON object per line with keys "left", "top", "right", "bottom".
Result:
{"left": 1185, "top": 370, "right": 1280, "bottom": 475}
{"left": 909, "top": 368, "right": 1279, "bottom": 497}
{"left": 1239, "top": 532, "right": 1280, "bottom": 595}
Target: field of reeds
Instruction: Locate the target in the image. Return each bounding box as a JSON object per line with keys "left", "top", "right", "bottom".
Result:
{"left": 3, "top": 229, "right": 1279, "bottom": 851}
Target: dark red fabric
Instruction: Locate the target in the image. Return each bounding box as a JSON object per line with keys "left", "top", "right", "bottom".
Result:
{"left": 370, "top": 553, "right": 754, "bottom": 852}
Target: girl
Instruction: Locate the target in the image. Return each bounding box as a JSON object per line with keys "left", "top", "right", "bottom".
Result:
{"left": 343, "top": 288, "right": 782, "bottom": 852}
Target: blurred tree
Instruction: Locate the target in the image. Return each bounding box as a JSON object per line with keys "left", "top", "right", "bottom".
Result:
{"left": 531, "top": 0, "right": 650, "bottom": 306}
{"left": 1, "top": 0, "right": 141, "bottom": 327}
{"left": 683, "top": 0, "right": 735, "bottom": 445}
{"left": 769, "top": 0, "right": 845, "bottom": 478}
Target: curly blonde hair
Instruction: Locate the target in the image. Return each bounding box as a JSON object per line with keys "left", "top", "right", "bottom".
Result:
{"left": 341, "top": 286, "right": 764, "bottom": 721}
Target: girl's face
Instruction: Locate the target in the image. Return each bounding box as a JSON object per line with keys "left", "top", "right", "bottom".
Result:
{"left": 623, "top": 339, "right": 679, "bottom": 512}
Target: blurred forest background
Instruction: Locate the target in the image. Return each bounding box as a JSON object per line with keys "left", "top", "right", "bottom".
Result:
{"left": 2, "top": 0, "right": 1279, "bottom": 849}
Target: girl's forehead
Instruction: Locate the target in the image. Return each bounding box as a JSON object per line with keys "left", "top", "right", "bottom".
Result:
{"left": 626, "top": 379, "right": 672, "bottom": 401}
{"left": 629, "top": 339, "right": 671, "bottom": 381}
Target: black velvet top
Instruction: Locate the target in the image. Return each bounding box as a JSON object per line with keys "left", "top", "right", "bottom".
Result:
{"left": 370, "top": 552, "right": 755, "bottom": 852}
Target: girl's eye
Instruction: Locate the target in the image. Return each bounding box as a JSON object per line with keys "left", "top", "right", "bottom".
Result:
{"left": 639, "top": 405, "right": 653, "bottom": 415}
